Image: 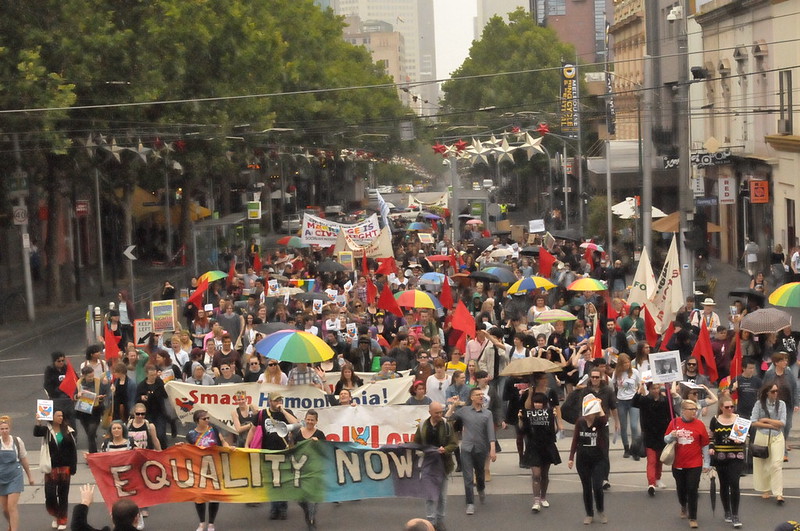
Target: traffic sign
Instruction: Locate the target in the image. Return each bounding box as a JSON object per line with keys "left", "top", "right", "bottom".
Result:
{"left": 123, "top": 245, "right": 137, "bottom": 261}
{"left": 75, "top": 200, "right": 89, "bottom": 218}
{"left": 12, "top": 206, "right": 28, "bottom": 225}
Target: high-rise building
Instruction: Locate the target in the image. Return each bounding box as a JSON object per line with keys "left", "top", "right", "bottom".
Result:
{"left": 342, "top": 17, "right": 408, "bottom": 105}
{"left": 532, "top": 0, "right": 612, "bottom": 64}
{"left": 334, "top": 0, "right": 438, "bottom": 115}
{"left": 473, "top": 0, "right": 529, "bottom": 38}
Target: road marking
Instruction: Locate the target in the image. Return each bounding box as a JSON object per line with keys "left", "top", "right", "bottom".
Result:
{"left": 0, "top": 316, "right": 84, "bottom": 355}
{"left": 0, "top": 373, "right": 42, "bottom": 379}
{"left": 0, "top": 357, "right": 29, "bottom": 362}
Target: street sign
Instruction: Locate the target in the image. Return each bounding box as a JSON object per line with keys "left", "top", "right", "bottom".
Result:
{"left": 75, "top": 200, "right": 89, "bottom": 218}
{"left": 12, "top": 205, "right": 28, "bottom": 225}
{"left": 695, "top": 197, "right": 718, "bottom": 207}
{"left": 123, "top": 245, "right": 137, "bottom": 260}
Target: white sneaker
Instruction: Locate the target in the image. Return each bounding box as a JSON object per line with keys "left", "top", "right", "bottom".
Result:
{"left": 541, "top": 499, "right": 550, "bottom": 508}
{"left": 51, "top": 521, "right": 57, "bottom": 529}
{"left": 531, "top": 502, "right": 541, "bottom": 513}
{"left": 466, "top": 504, "right": 475, "bottom": 515}
{"left": 656, "top": 480, "right": 667, "bottom": 489}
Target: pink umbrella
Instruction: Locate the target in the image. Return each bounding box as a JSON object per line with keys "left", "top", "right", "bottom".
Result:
{"left": 466, "top": 219, "right": 483, "bottom": 225}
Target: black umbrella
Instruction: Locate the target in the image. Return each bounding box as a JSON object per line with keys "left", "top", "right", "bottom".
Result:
{"left": 709, "top": 469, "right": 717, "bottom": 515}
{"left": 482, "top": 262, "right": 513, "bottom": 270}
{"left": 316, "top": 259, "right": 347, "bottom": 273}
{"left": 728, "top": 288, "right": 766, "bottom": 306}
{"left": 254, "top": 322, "right": 294, "bottom": 335}
{"left": 469, "top": 271, "right": 500, "bottom": 283}
{"left": 472, "top": 237, "right": 494, "bottom": 252}
{"left": 293, "top": 292, "right": 326, "bottom": 302}
{"left": 520, "top": 246, "right": 540, "bottom": 256}
{"left": 550, "top": 228, "right": 582, "bottom": 242}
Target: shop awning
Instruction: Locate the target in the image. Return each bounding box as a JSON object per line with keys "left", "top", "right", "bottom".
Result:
{"left": 651, "top": 211, "right": 723, "bottom": 233}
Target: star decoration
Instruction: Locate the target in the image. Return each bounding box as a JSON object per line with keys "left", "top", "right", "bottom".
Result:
{"left": 495, "top": 137, "right": 517, "bottom": 164}
{"left": 83, "top": 134, "right": 96, "bottom": 158}
{"left": 132, "top": 140, "right": 151, "bottom": 163}
{"left": 510, "top": 126, "right": 521, "bottom": 134}
{"left": 454, "top": 139, "right": 468, "bottom": 152}
{"left": 467, "top": 138, "right": 490, "bottom": 166}
{"left": 432, "top": 143, "right": 447, "bottom": 155}
{"left": 519, "top": 132, "right": 544, "bottom": 160}
{"left": 106, "top": 138, "right": 123, "bottom": 163}
{"left": 486, "top": 135, "right": 500, "bottom": 150}
{"left": 536, "top": 123, "right": 550, "bottom": 136}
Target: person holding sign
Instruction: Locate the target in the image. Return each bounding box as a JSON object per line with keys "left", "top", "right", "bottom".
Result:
{"left": 0, "top": 416, "right": 34, "bottom": 531}
{"left": 74, "top": 366, "right": 109, "bottom": 454}
{"left": 34, "top": 409, "right": 77, "bottom": 530}
{"left": 709, "top": 397, "right": 745, "bottom": 528}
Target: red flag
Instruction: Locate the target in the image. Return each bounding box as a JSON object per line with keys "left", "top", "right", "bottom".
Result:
{"left": 375, "top": 257, "right": 397, "bottom": 276}
{"left": 451, "top": 300, "right": 476, "bottom": 339}
{"left": 377, "top": 284, "right": 403, "bottom": 317}
{"left": 366, "top": 278, "right": 378, "bottom": 304}
{"left": 361, "top": 249, "right": 369, "bottom": 277}
{"left": 584, "top": 248, "right": 594, "bottom": 270}
{"left": 226, "top": 257, "right": 237, "bottom": 287}
{"left": 691, "top": 320, "right": 719, "bottom": 383}
{"left": 449, "top": 255, "right": 457, "bottom": 273}
{"left": 538, "top": 248, "right": 556, "bottom": 277}
{"left": 592, "top": 320, "right": 604, "bottom": 359}
{"left": 104, "top": 325, "right": 121, "bottom": 362}
{"left": 730, "top": 333, "right": 743, "bottom": 380}
{"left": 188, "top": 277, "right": 209, "bottom": 308}
{"left": 439, "top": 276, "right": 454, "bottom": 309}
{"left": 659, "top": 321, "right": 676, "bottom": 352}
{"left": 252, "top": 253, "right": 262, "bottom": 273}
{"left": 643, "top": 305, "right": 659, "bottom": 348}
{"left": 58, "top": 359, "right": 79, "bottom": 398}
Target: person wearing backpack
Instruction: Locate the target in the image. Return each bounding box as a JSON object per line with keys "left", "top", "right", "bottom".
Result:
{"left": 0, "top": 416, "right": 34, "bottom": 531}
{"left": 414, "top": 402, "right": 458, "bottom": 531}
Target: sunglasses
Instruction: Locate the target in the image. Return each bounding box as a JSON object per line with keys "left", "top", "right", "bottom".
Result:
{"left": 268, "top": 363, "right": 278, "bottom": 367}
{"left": 769, "top": 389, "right": 779, "bottom": 393}
{"left": 686, "top": 363, "right": 697, "bottom": 367}
{"left": 722, "top": 405, "right": 734, "bottom": 409}
{"left": 135, "top": 412, "right": 146, "bottom": 416}
{"left": 590, "top": 376, "right": 601, "bottom": 379}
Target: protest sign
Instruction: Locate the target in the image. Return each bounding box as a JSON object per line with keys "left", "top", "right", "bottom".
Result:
{"left": 417, "top": 232, "right": 434, "bottom": 244}
{"left": 730, "top": 417, "right": 752, "bottom": 443}
{"left": 150, "top": 300, "right": 177, "bottom": 334}
{"left": 37, "top": 399, "right": 54, "bottom": 421}
{"left": 318, "top": 404, "right": 428, "bottom": 446}
{"left": 134, "top": 319, "right": 153, "bottom": 347}
{"left": 338, "top": 251, "right": 354, "bottom": 270}
{"left": 86, "top": 441, "right": 443, "bottom": 510}
{"left": 649, "top": 350, "right": 683, "bottom": 384}
{"left": 301, "top": 214, "right": 380, "bottom": 247}
{"left": 333, "top": 226, "right": 393, "bottom": 258}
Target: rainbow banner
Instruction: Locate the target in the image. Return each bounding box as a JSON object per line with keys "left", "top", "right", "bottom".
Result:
{"left": 87, "top": 441, "right": 443, "bottom": 510}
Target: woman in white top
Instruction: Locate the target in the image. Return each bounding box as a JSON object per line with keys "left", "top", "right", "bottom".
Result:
{"left": 257, "top": 359, "right": 288, "bottom": 385}
{"left": 425, "top": 359, "right": 451, "bottom": 406}
{"left": 613, "top": 354, "right": 642, "bottom": 459}
{"left": 526, "top": 294, "right": 550, "bottom": 323}
{"left": 510, "top": 335, "right": 528, "bottom": 360}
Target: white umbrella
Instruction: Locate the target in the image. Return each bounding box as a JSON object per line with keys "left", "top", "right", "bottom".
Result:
{"left": 611, "top": 197, "right": 667, "bottom": 220}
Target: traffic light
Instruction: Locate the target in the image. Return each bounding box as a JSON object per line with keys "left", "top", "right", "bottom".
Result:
{"left": 683, "top": 212, "right": 708, "bottom": 252}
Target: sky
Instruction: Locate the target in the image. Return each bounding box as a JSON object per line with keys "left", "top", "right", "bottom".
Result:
{"left": 433, "top": 0, "right": 477, "bottom": 80}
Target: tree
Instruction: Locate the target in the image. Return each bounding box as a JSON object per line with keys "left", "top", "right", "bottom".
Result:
{"left": 441, "top": 10, "right": 575, "bottom": 126}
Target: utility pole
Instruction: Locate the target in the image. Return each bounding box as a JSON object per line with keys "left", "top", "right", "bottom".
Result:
{"left": 642, "top": 55, "right": 654, "bottom": 254}
{"left": 449, "top": 159, "right": 460, "bottom": 242}
{"left": 676, "top": 0, "right": 695, "bottom": 300}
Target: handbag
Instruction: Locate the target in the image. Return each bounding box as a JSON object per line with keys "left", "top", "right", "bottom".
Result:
{"left": 750, "top": 428, "right": 770, "bottom": 459}
{"left": 660, "top": 440, "right": 677, "bottom": 465}
{"left": 39, "top": 433, "right": 52, "bottom": 474}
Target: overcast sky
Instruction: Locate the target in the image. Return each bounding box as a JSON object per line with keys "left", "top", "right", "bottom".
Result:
{"left": 434, "top": 0, "right": 477, "bottom": 80}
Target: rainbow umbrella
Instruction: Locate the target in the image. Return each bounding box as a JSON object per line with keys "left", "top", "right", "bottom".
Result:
{"left": 199, "top": 270, "right": 227, "bottom": 283}
{"left": 254, "top": 330, "right": 334, "bottom": 363}
{"left": 769, "top": 282, "right": 800, "bottom": 307}
{"left": 407, "top": 222, "right": 431, "bottom": 231}
{"left": 534, "top": 309, "right": 578, "bottom": 323}
{"left": 508, "top": 276, "right": 556, "bottom": 294}
{"left": 276, "top": 236, "right": 309, "bottom": 248}
{"left": 395, "top": 290, "right": 442, "bottom": 309}
{"left": 481, "top": 267, "right": 517, "bottom": 284}
{"left": 567, "top": 277, "right": 608, "bottom": 291}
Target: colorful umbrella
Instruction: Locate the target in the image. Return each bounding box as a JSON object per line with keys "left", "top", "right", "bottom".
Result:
{"left": 199, "top": 270, "right": 227, "bottom": 283}
{"left": 567, "top": 277, "right": 608, "bottom": 291}
{"left": 579, "top": 242, "right": 604, "bottom": 252}
{"left": 276, "top": 236, "right": 309, "bottom": 248}
{"left": 739, "top": 307, "right": 792, "bottom": 335}
{"left": 534, "top": 309, "right": 579, "bottom": 323}
{"left": 254, "top": 330, "right": 334, "bottom": 363}
{"left": 466, "top": 219, "right": 483, "bottom": 225}
{"left": 422, "top": 212, "right": 442, "bottom": 220}
{"left": 500, "top": 357, "right": 562, "bottom": 376}
{"left": 420, "top": 272, "right": 448, "bottom": 285}
{"left": 481, "top": 267, "right": 517, "bottom": 284}
{"left": 407, "top": 222, "right": 431, "bottom": 231}
{"left": 427, "top": 255, "right": 454, "bottom": 262}
{"left": 508, "top": 276, "right": 556, "bottom": 294}
{"left": 769, "top": 282, "right": 800, "bottom": 307}
{"left": 394, "top": 290, "right": 442, "bottom": 309}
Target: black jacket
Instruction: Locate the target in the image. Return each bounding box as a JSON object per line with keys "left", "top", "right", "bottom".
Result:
{"left": 70, "top": 503, "right": 138, "bottom": 531}
{"left": 34, "top": 423, "right": 77, "bottom": 475}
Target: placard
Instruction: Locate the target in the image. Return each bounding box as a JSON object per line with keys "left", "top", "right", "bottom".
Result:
{"left": 37, "top": 399, "right": 54, "bottom": 421}
{"left": 417, "top": 232, "right": 434, "bottom": 244}
{"left": 648, "top": 350, "right": 683, "bottom": 383}
{"left": 529, "top": 219, "right": 545, "bottom": 233}
{"left": 76, "top": 390, "right": 97, "bottom": 414}
{"left": 150, "top": 300, "right": 177, "bottom": 334}
{"left": 338, "top": 251, "right": 355, "bottom": 270}
{"left": 730, "top": 416, "right": 752, "bottom": 443}
{"left": 312, "top": 300, "right": 323, "bottom": 314}
{"left": 133, "top": 319, "right": 153, "bottom": 347}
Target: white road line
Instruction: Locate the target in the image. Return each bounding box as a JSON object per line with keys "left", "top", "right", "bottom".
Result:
{"left": 0, "top": 316, "right": 84, "bottom": 355}
{"left": 0, "top": 357, "right": 29, "bottom": 362}
{"left": 0, "top": 373, "right": 41, "bottom": 379}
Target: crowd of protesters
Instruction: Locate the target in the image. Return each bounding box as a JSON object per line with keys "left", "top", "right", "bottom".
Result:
{"left": 28, "top": 215, "right": 800, "bottom": 531}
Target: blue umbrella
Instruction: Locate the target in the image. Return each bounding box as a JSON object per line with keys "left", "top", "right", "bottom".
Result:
{"left": 422, "top": 212, "right": 442, "bottom": 220}
{"left": 420, "top": 272, "right": 449, "bottom": 285}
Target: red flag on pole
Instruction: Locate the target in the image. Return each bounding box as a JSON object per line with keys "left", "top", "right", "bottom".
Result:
{"left": 226, "top": 257, "right": 237, "bottom": 287}
{"left": 439, "top": 276, "right": 454, "bottom": 309}
{"left": 643, "top": 305, "right": 659, "bottom": 348}
{"left": 252, "top": 253, "right": 262, "bottom": 274}
{"left": 188, "top": 277, "right": 209, "bottom": 308}
{"left": 451, "top": 300, "right": 476, "bottom": 339}
{"left": 375, "top": 257, "right": 398, "bottom": 276}
{"left": 659, "top": 321, "right": 676, "bottom": 352}
{"left": 592, "top": 320, "right": 604, "bottom": 359}
{"left": 104, "top": 325, "right": 121, "bottom": 362}
{"left": 730, "top": 333, "right": 743, "bottom": 380}
{"left": 691, "top": 320, "right": 719, "bottom": 383}
{"left": 538, "top": 248, "right": 556, "bottom": 278}
{"left": 366, "top": 278, "right": 378, "bottom": 304}
{"left": 377, "top": 284, "right": 403, "bottom": 317}
{"left": 58, "top": 359, "right": 79, "bottom": 398}
{"left": 584, "top": 248, "right": 594, "bottom": 270}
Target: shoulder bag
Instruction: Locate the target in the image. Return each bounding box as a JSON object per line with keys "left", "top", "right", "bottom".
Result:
{"left": 660, "top": 419, "right": 677, "bottom": 465}
{"left": 750, "top": 408, "right": 770, "bottom": 459}
{"left": 39, "top": 428, "right": 53, "bottom": 474}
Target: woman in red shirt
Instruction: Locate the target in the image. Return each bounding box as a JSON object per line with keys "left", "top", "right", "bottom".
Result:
{"left": 664, "top": 399, "right": 711, "bottom": 529}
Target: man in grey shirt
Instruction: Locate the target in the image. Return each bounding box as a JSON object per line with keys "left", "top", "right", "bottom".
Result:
{"left": 446, "top": 386, "right": 497, "bottom": 516}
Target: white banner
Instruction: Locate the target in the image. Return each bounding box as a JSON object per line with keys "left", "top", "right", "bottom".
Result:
{"left": 166, "top": 376, "right": 416, "bottom": 428}
{"left": 301, "top": 213, "right": 381, "bottom": 247}
{"left": 628, "top": 246, "right": 656, "bottom": 307}
{"left": 319, "top": 404, "right": 428, "bottom": 447}
{"left": 333, "top": 225, "right": 394, "bottom": 258}
{"left": 408, "top": 193, "right": 447, "bottom": 209}
{"left": 649, "top": 237, "right": 684, "bottom": 333}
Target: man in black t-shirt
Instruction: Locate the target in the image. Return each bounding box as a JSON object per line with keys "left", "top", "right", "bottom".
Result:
{"left": 732, "top": 359, "right": 762, "bottom": 419}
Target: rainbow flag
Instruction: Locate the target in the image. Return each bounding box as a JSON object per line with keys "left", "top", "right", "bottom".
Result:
{"left": 289, "top": 278, "right": 316, "bottom": 292}
{"left": 87, "top": 440, "right": 443, "bottom": 509}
